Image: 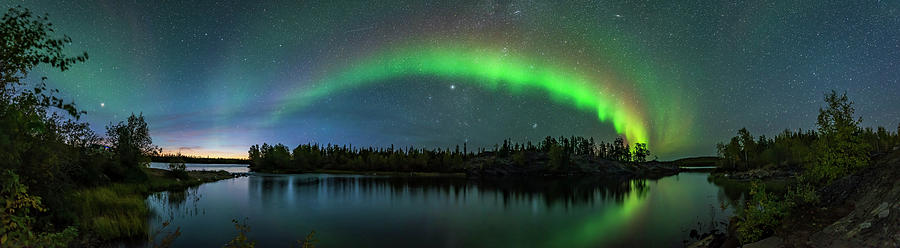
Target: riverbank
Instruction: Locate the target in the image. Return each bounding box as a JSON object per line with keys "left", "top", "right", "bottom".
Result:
{"left": 769, "top": 148, "right": 900, "bottom": 247}
{"left": 71, "top": 168, "right": 239, "bottom": 246}
{"left": 695, "top": 149, "right": 900, "bottom": 247}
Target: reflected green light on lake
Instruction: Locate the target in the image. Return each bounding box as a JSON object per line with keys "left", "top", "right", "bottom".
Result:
{"left": 147, "top": 172, "right": 745, "bottom": 247}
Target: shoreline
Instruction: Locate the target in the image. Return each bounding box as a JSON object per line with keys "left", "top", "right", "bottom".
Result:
{"left": 249, "top": 159, "right": 683, "bottom": 179}
{"left": 77, "top": 168, "right": 241, "bottom": 246}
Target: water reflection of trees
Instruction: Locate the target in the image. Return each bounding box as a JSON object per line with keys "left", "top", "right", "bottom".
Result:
{"left": 248, "top": 175, "right": 649, "bottom": 208}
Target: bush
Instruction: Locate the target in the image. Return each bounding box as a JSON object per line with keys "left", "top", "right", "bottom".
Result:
{"left": 736, "top": 181, "right": 787, "bottom": 244}
{"left": 784, "top": 182, "right": 818, "bottom": 208}
{"left": 167, "top": 161, "right": 189, "bottom": 180}
{"left": 1, "top": 170, "right": 79, "bottom": 247}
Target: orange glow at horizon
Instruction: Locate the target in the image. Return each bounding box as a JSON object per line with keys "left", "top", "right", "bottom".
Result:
{"left": 159, "top": 147, "right": 248, "bottom": 160}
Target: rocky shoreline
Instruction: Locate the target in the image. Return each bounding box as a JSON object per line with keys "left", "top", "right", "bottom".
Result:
{"left": 691, "top": 149, "right": 900, "bottom": 248}
{"left": 773, "top": 149, "right": 900, "bottom": 247}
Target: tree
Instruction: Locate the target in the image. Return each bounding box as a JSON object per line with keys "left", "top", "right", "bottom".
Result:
{"left": 807, "top": 91, "right": 870, "bottom": 184}
{"left": 167, "top": 155, "right": 188, "bottom": 180}
{"left": 248, "top": 144, "right": 261, "bottom": 168}
{"left": 512, "top": 150, "right": 527, "bottom": 167}
{"left": 737, "top": 128, "right": 756, "bottom": 169}
{"left": 632, "top": 143, "right": 650, "bottom": 162}
{"left": 1, "top": 6, "right": 88, "bottom": 117}
{"left": 612, "top": 137, "right": 630, "bottom": 162}
{"left": 548, "top": 144, "right": 568, "bottom": 172}
{"left": 106, "top": 113, "right": 158, "bottom": 181}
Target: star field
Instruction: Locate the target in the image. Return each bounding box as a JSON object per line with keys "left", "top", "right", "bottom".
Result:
{"left": 6, "top": 0, "right": 899, "bottom": 159}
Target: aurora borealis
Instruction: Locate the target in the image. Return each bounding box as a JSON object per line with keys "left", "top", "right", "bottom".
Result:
{"left": 274, "top": 42, "right": 652, "bottom": 145}
{"left": 7, "top": 0, "right": 900, "bottom": 159}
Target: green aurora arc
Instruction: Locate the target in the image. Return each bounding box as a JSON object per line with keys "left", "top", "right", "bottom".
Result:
{"left": 274, "top": 42, "right": 659, "bottom": 145}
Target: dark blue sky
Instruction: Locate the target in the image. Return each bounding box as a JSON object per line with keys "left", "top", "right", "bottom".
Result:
{"left": 8, "top": 0, "right": 899, "bottom": 159}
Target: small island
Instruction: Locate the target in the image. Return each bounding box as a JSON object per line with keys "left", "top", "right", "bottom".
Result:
{"left": 246, "top": 136, "right": 678, "bottom": 178}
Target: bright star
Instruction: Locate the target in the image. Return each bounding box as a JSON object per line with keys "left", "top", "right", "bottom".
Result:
{"left": 450, "top": 84, "right": 456, "bottom": 90}
{"left": 100, "top": 102, "right": 105, "bottom": 107}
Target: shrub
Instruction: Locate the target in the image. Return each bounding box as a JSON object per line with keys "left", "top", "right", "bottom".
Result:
{"left": 785, "top": 182, "right": 818, "bottom": 208}
{"left": 736, "top": 181, "right": 787, "bottom": 244}
{"left": 1, "top": 170, "right": 78, "bottom": 247}
{"left": 167, "top": 161, "right": 189, "bottom": 180}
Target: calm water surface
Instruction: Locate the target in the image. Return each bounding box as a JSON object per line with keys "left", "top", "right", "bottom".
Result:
{"left": 148, "top": 162, "right": 250, "bottom": 173}
{"left": 147, "top": 172, "right": 744, "bottom": 247}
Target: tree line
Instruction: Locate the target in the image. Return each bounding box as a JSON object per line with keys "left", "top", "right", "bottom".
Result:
{"left": 248, "top": 136, "right": 651, "bottom": 173}
{"left": 716, "top": 91, "right": 900, "bottom": 184}
{"left": 152, "top": 153, "right": 250, "bottom": 164}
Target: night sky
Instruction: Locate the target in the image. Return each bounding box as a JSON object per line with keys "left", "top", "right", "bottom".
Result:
{"left": 6, "top": 0, "right": 900, "bottom": 159}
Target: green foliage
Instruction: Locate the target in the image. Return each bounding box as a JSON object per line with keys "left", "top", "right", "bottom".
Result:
{"left": 106, "top": 113, "right": 159, "bottom": 182}
{"left": 512, "top": 150, "right": 527, "bottom": 167}
{"left": 716, "top": 128, "right": 818, "bottom": 172}
{"left": 1, "top": 170, "right": 78, "bottom": 247}
{"left": 0, "top": 6, "right": 186, "bottom": 245}
{"left": 0, "top": 6, "right": 87, "bottom": 74}
{"left": 633, "top": 143, "right": 650, "bottom": 162}
{"left": 70, "top": 185, "right": 150, "bottom": 240}
{"left": 226, "top": 218, "right": 256, "bottom": 248}
{"left": 548, "top": 144, "right": 568, "bottom": 171}
{"left": 68, "top": 169, "right": 214, "bottom": 241}
{"left": 805, "top": 91, "right": 871, "bottom": 184}
{"left": 736, "top": 181, "right": 787, "bottom": 244}
{"left": 715, "top": 91, "right": 898, "bottom": 176}
{"left": 1, "top": 6, "right": 87, "bottom": 116}
{"left": 784, "top": 182, "right": 818, "bottom": 208}
{"left": 167, "top": 156, "right": 189, "bottom": 180}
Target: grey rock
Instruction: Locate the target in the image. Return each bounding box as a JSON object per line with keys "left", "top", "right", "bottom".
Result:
{"left": 860, "top": 222, "right": 872, "bottom": 229}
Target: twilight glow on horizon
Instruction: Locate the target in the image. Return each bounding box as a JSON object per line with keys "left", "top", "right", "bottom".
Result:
{"left": 9, "top": 0, "right": 900, "bottom": 159}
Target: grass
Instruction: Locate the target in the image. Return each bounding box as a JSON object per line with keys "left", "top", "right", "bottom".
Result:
{"left": 71, "top": 186, "right": 149, "bottom": 240}
{"left": 69, "top": 168, "right": 234, "bottom": 241}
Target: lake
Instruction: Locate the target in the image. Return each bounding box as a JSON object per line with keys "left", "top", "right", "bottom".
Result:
{"left": 149, "top": 162, "right": 250, "bottom": 174}
{"left": 145, "top": 169, "right": 745, "bottom": 247}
